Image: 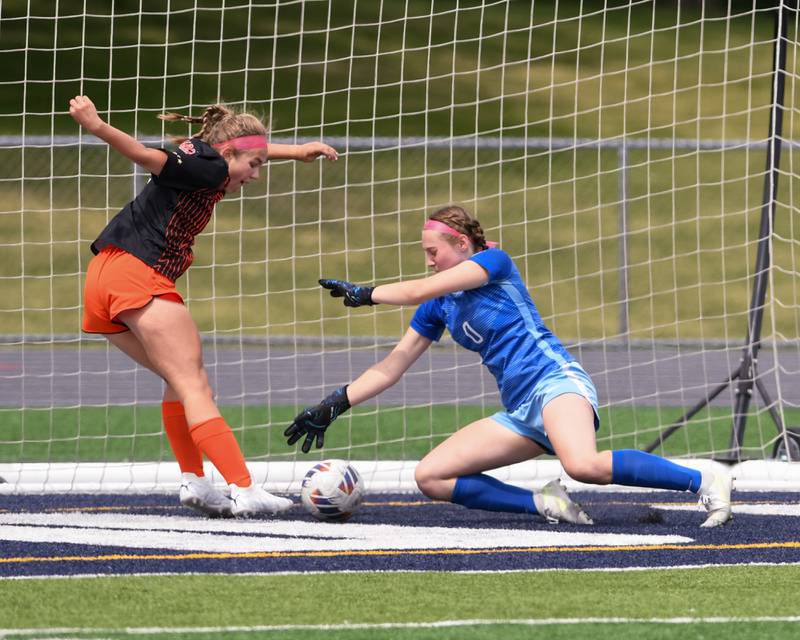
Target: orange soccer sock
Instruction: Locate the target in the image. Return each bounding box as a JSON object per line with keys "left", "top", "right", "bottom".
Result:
{"left": 189, "top": 416, "right": 252, "bottom": 487}
{"left": 161, "top": 401, "right": 204, "bottom": 476}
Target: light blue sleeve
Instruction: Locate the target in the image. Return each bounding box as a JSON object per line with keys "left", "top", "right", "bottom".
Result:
{"left": 469, "top": 248, "right": 514, "bottom": 282}
{"left": 410, "top": 299, "right": 446, "bottom": 342}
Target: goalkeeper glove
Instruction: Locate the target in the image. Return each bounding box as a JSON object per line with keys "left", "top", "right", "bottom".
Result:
{"left": 319, "top": 278, "right": 376, "bottom": 307}
{"left": 284, "top": 385, "right": 351, "bottom": 453}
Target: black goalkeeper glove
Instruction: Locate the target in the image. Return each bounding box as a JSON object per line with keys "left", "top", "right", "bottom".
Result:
{"left": 284, "top": 385, "right": 351, "bottom": 453}
{"left": 319, "top": 278, "right": 376, "bottom": 307}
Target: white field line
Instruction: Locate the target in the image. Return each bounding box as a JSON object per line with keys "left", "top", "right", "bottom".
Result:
{"left": 2, "top": 617, "right": 800, "bottom": 637}
{"left": 0, "top": 512, "right": 692, "bottom": 553}
{"left": 657, "top": 503, "right": 800, "bottom": 516}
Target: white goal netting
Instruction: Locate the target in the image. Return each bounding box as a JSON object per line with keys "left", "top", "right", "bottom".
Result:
{"left": 1, "top": 1, "right": 799, "bottom": 492}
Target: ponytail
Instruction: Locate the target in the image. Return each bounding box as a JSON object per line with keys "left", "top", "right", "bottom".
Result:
{"left": 157, "top": 103, "right": 266, "bottom": 147}
{"left": 429, "top": 205, "right": 489, "bottom": 251}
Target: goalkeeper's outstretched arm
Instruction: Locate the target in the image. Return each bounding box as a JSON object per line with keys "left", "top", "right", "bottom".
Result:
{"left": 319, "top": 259, "right": 489, "bottom": 309}
{"left": 285, "top": 328, "right": 431, "bottom": 452}
{"left": 346, "top": 327, "right": 432, "bottom": 405}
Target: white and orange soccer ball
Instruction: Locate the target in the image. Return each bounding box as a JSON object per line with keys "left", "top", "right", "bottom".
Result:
{"left": 300, "top": 459, "right": 364, "bottom": 522}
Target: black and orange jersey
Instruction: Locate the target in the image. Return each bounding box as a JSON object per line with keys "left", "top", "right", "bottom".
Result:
{"left": 91, "top": 138, "right": 229, "bottom": 282}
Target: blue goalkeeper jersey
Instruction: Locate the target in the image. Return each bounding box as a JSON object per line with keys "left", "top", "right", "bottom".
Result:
{"left": 410, "top": 248, "right": 576, "bottom": 411}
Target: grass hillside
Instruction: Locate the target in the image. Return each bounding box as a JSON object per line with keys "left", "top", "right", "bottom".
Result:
{"left": 0, "top": 1, "right": 797, "bottom": 340}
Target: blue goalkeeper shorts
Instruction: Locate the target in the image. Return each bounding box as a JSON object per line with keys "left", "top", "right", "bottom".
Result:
{"left": 491, "top": 362, "right": 600, "bottom": 455}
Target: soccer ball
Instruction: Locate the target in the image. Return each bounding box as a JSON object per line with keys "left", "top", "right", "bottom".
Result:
{"left": 300, "top": 459, "right": 364, "bottom": 522}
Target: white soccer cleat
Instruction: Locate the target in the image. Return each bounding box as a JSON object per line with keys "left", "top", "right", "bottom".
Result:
{"left": 535, "top": 479, "right": 594, "bottom": 525}
{"left": 179, "top": 472, "right": 233, "bottom": 518}
{"left": 698, "top": 471, "right": 732, "bottom": 528}
{"left": 229, "top": 483, "right": 294, "bottom": 518}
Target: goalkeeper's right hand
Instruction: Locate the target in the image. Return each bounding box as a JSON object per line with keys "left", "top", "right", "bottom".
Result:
{"left": 284, "top": 385, "right": 351, "bottom": 453}
{"left": 319, "top": 279, "right": 376, "bottom": 307}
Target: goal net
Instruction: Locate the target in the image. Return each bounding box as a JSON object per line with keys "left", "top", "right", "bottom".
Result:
{"left": 1, "top": 1, "right": 799, "bottom": 492}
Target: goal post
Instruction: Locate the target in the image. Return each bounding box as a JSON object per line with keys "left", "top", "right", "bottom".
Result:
{"left": 1, "top": 1, "right": 800, "bottom": 493}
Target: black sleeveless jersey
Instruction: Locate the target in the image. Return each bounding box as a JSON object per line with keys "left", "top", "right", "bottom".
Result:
{"left": 91, "top": 138, "right": 229, "bottom": 281}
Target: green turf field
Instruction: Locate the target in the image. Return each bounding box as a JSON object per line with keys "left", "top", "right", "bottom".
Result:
{"left": 1, "top": 567, "right": 799, "bottom": 639}
{"left": 1, "top": 4, "right": 797, "bottom": 640}
{"left": 0, "top": 403, "right": 785, "bottom": 463}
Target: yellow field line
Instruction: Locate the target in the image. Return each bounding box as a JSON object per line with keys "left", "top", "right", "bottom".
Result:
{"left": 2, "top": 540, "right": 799, "bottom": 565}
{"left": 42, "top": 501, "right": 436, "bottom": 512}
{"left": 0, "top": 497, "right": 792, "bottom": 515}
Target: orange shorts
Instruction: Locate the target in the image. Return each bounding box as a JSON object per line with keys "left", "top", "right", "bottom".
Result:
{"left": 82, "top": 246, "right": 184, "bottom": 334}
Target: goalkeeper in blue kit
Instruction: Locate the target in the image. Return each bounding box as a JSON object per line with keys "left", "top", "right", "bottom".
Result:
{"left": 285, "top": 205, "right": 732, "bottom": 527}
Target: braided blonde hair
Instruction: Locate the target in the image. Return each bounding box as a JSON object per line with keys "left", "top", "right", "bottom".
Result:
{"left": 429, "top": 205, "right": 488, "bottom": 251}
{"left": 158, "top": 104, "right": 267, "bottom": 148}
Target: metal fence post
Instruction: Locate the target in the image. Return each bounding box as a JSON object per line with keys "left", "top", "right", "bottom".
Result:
{"left": 617, "top": 139, "right": 630, "bottom": 342}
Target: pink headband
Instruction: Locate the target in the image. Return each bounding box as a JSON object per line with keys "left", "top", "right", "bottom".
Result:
{"left": 423, "top": 219, "right": 498, "bottom": 248}
{"left": 213, "top": 135, "right": 268, "bottom": 151}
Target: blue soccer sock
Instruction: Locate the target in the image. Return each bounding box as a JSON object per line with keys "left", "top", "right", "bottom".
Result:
{"left": 611, "top": 449, "right": 702, "bottom": 493}
{"left": 451, "top": 473, "right": 539, "bottom": 514}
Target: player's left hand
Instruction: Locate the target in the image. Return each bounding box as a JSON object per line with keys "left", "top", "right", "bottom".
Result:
{"left": 284, "top": 386, "right": 351, "bottom": 453}
{"left": 295, "top": 142, "right": 338, "bottom": 162}
{"left": 319, "top": 279, "right": 376, "bottom": 307}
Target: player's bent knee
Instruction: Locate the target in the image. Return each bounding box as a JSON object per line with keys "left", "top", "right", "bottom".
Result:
{"left": 415, "top": 479, "right": 448, "bottom": 501}
{"left": 561, "top": 458, "right": 605, "bottom": 485}
{"left": 414, "top": 465, "right": 448, "bottom": 500}
{"left": 413, "top": 464, "right": 431, "bottom": 492}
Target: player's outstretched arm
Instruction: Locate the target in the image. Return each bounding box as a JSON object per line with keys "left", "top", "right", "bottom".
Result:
{"left": 374, "top": 260, "right": 489, "bottom": 304}
{"left": 68, "top": 96, "right": 167, "bottom": 176}
{"left": 319, "top": 260, "right": 489, "bottom": 308}
{"left": 346, "top": 327, "right": 432, "bottom": 405}
{"left": 267, "top": 142, "right": 338, "bottom": 162}
{"left": 285, "top": 328, "right": 431, "bottom": 453}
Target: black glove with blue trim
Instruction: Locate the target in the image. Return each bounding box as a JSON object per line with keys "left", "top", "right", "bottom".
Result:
{"left": 284, "top": 385, "right": 351, "bottom": 453}
{"left": 319, "top": 279, "right": 376, "bottom": 307}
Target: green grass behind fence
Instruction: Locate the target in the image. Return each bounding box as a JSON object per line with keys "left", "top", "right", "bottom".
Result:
{"left": 0, "top": 403, "right": 786, "bottom": 464}
{"left": 1, "top": 1, "right": 798, "bottom": 341}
